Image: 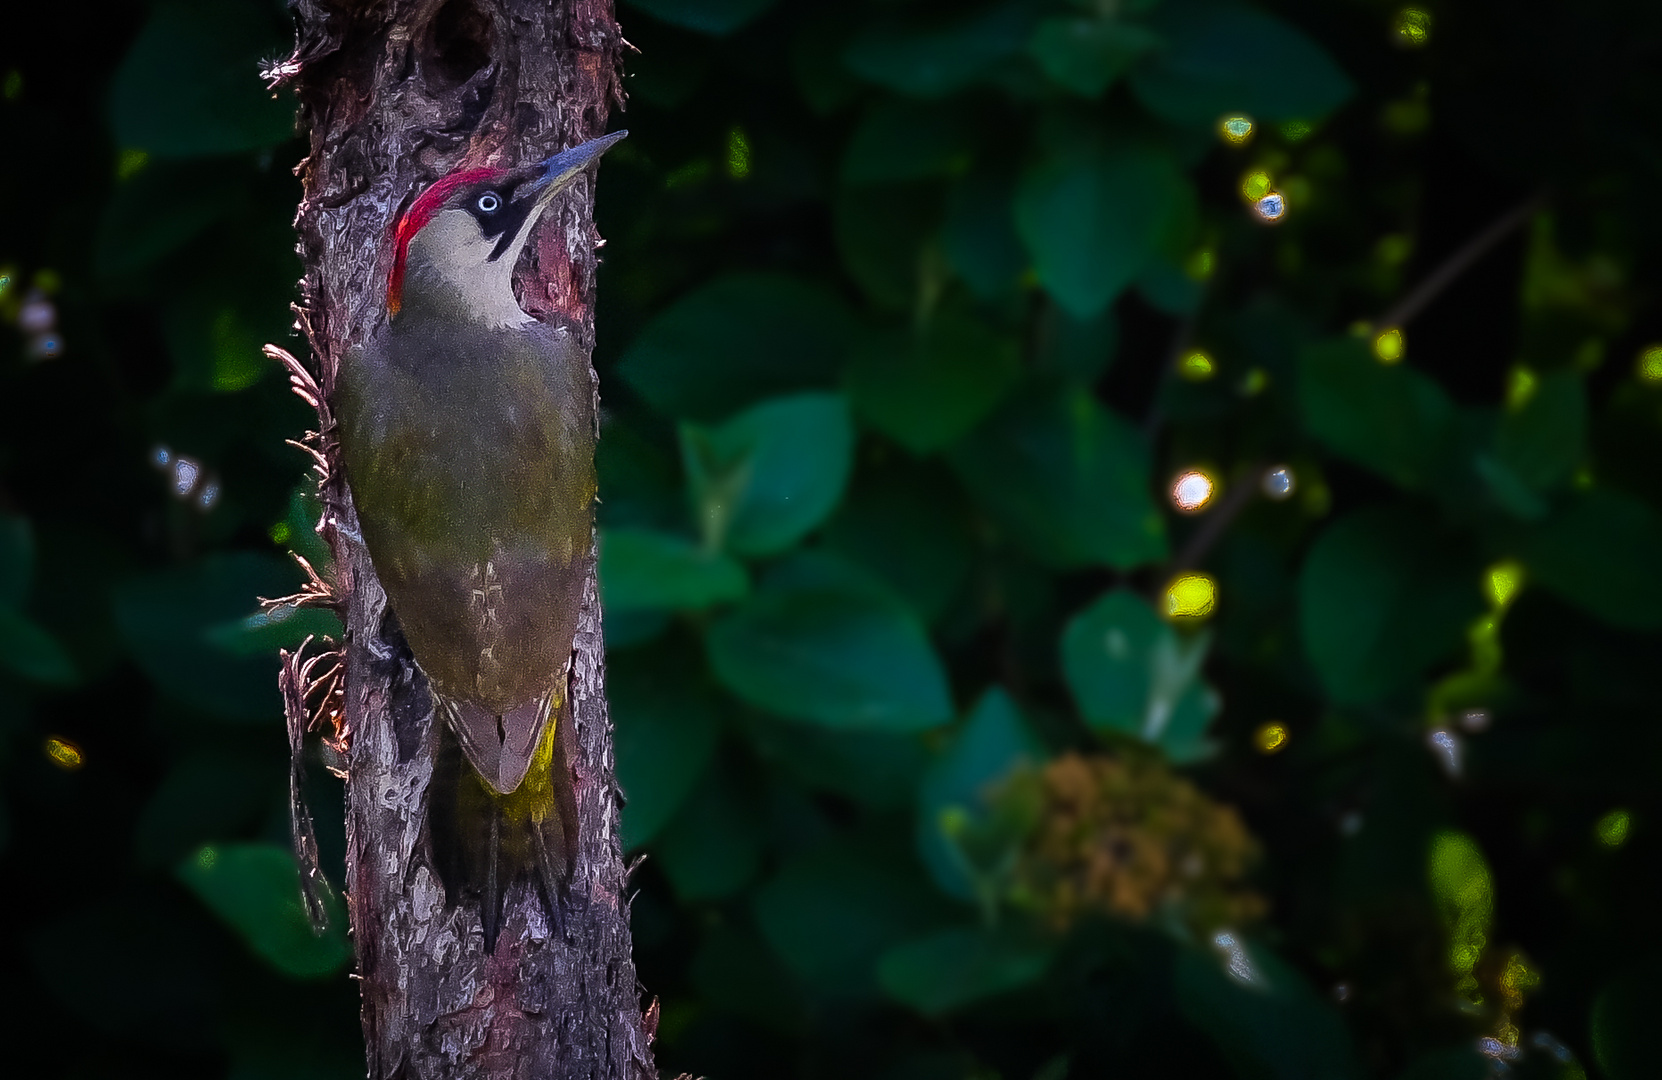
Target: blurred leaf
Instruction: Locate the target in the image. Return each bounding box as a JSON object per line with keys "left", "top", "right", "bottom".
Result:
{"left": 109, "top": 0, "right": 294, "bottom": 158}
{"left": 600, "top": 527, "right": 749, "bottom": 612}
{"left": 0, "top": 608, "right": 77, "bottom": 685}
{"left": 1136, "top": 255, "right": 1206, "bottom": 316}
{"left": 161, "top": 284, "right": 289, "bottom": 393}
{"left": 823, "top": 463, "right": 975, "bottom": 622}
{"left": 653, "top": 760, "right": 764, "bottom": 901}
{"left": 879, "top": 924, "right": 1054, "bottom": 1016}
{"left": 1514, "top": 490, "right": 1662, "bottom": 630}
{"left": 1594, "top": 965, "right": 1662, "bottom": 1080}
{"left": 112, "top": 552, "right": 297, "bottom": 721}
{"left": 1130, "top": 1, "right": 1353, "bottom": 127}
{"left": 134, "top": 751, "right": 276, "bottom": 868}
{"left": 1174, "top": 940, "right": 1361, "bottom": 1080}
{"left": 690, "top": 921, "right": 807, "bottom": 1031}
{"left": 1017, "top": 139, "right": 1194, "bottom": 317}
{"left": 844, "top": 5, "right": 1033, "bottom": 98}
{"left": 842, "top": 100, "right": 977, "bottom": 186}
{"left": 624, "top": 0, "right": 779, "bottom": 36}
{"left": 1061, "top": 589, "right": 1219, "bottom": 761}
{"left": 950, "top": 386, "right": 1166, "bottom": 570}
{"left": 1036, "top": 303, "right": 1119, "bottom": 383}
{"left": 835, "top": 183, "right": 942, "bottom": 310}
{"left": 745, "top": 717, "right": 929, "bottom": 811}
{"left": 846, "top": 312, "right": 1021, "bottom": 454}
{"left": 1300, "top": 337, "right": 1457, "bottom": 490}
{"left": 681, "top": 392, "right": 855, "bottom": 556}
{"left": 95, "top": 159, "right": 248, "bottom": 278}
{"left": 1393, "top": 1047, "right": 1490, "bottom": 1080}
{"left": 1029, "top": 16, "right": 1161, "bottom": 98}
{"left": 755, "top": 831, "right": 953, "bottom": 997}
{"left": 707, "top": 554, "right": 953, "bottom": 730}
{"left": 942, "top": 169, "right": 1027, "bottom": 301}
{"left": 596, "top": 417, "right": 683, "bottom": 531}
{"left": 204, "top": 603, "right": 343, "bottom": 658}
{"left": 619, "top": 274, "right": 856, "bottom": 420}
{"left": 1492, "top": 369, "right": 1587, "bottom": 493}
{"left": 0, "top": 513, "right": 34, "bottom": 607}
{"left": 612, "top": 644, "right": 723, "bottom": 849}
{"left": 916, "top": 688, "right": 1042, "bottom": 902}
{"left": 1299, "top": 506, "right": 1485, "bottom": 705}
{"left": 176, "top": 842, "right": 350, "bottom": 979}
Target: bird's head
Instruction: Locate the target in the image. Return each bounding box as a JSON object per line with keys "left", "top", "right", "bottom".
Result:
{"left": 386, "top": 129, "right": 627, "bottom": 324}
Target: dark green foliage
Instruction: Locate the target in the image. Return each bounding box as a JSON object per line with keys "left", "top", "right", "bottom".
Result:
{"left": 6, "top": 0, "right": 1662, "bottom": 1076}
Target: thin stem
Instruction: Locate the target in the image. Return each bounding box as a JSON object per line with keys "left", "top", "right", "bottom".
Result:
{"left": 1376, "top": 191, "right": 1547, "bottom": 332}
{"left": 1174, "top": 465, "right": 1263, "bottom": 570}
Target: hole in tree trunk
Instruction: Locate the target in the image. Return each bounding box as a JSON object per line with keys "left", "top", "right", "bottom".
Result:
{"left": 422, "top": 0, "right": 494, "bottom": 92}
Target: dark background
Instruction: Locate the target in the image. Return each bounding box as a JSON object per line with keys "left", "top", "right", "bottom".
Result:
{"left": 2, "top": 1, "right": 1660, "bottom": 1077}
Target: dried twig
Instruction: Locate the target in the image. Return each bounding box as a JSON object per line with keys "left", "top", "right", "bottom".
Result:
{"left": 1375, "top": 191, "right": 1548, "bottom": 332}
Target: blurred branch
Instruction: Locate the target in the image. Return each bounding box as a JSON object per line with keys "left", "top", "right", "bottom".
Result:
{"left": 1173, "top": 465, "right": 1263, "bottom": 570}
{"left": 1376, "top": 191, "right": 1548, "bottom": 331}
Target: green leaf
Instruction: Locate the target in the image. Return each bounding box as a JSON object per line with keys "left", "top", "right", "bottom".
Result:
{"left": 949, "top": 387, "right": 1166, "bottom": 570}
{"left": 599, "top": 528, "right": 749, "bottom": 612}
{"left": 841, "top": 100, "right": 977, "bottom": 186}
{"left": 844, "top": 6, "right": 1033, "bottom": 98}
{"left": 1061, "top": 589, "right": 1219, "bottom": 761}
{"left": 110, "top": 0, "right": 295, "bottom": 158}
{"left": 653, "top": 760, "right": 764, "bottom": 901}
{"left": 878, "top": 924, "right": 1054, "bottom": 1016}
{"left": 623, "top": 0, "right": 779, "bottom": 36}
{"left": 822, "top": 463, "right": 976, "bottom": 622}
{"left": 1130, "top": 1, "right": 1353, "bottom": 128}
{"left": 134, "top": 752, "right": 275, "bottom": 868}
{"left": 161, "top": 284, "right": 290, "bottom": 393}
{"left": 612, "top": 644, "right": 723, "bottom": 849}
{"left": 1299, "top": 337, "right": 1457, "bottom": 490}
{"left": 112, "top": 552, "right": 299, "bottom": 721}
{"left": 707, "top": 555, "right": 953, "bottom": 731}
{"left": 743, "top": 717, "right": 930, "bottom": 812}
{"left": 846, "top": 313, "right": 1021, "bottom": 454}
{"left": 1028, "top": 16, "right": 1161, "bottom": 98}
{"left": 1035, "top": 304, "right": 1119, "bottom": 383}
{"left": 755, "top": 830, "right": 952, "bottom": 997}
{"left": 834, "top": 183, "right": 942, "bottom": 311}
{"left": 0, "top": 608, "right": 77, "bottom": 685}
{"left": 1513, "top": 491, "right": 1662, "bottom": 630}
{"left": 1493, "top": 369, "right": 1587, "bottom": 492}
{"left": 176, "top": 842, "right": 350, "bottom": 979}
{"left": 203, "top": 603, "right": 343, "bottom": 659}
{"left": 689, "top": 922, "right": 807, "bottom": 1030}
{"left": 942, "top": 169, "right": 1027, "bottom": 301}
{"left": 1175, "top": 939, "right": 1361, "bottom": 1080}
{"left": 0, "top": 513, "right": 34, "bottom": 608}
{"left": 618, "top": 274, "right": 855, "bottom": 420}
{"left": 95, "top": 159, "right": 249, "bottom": 278}
{"left": 1016, "top": 140, "right": 1194, "bottom": 317}
{"left": 1298, "top": 506, "right": 1485, "bottom": 705}
{"left": 681, "top": 393, "right": 855, "bottom": 556}
{"left": 916, "top": 688, "right": 1042, "bottom": 902}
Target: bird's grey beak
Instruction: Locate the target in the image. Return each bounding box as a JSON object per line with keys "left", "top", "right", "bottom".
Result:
{"left": 520, "top": 130, "right": 628, "bottom": 208}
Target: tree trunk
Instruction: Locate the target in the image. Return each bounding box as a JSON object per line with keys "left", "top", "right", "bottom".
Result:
{"left": 268, "top": 2, "right": 656, "bottom": 1076}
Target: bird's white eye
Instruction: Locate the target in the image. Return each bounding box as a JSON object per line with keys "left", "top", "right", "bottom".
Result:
{"left": 477, "top": 192, "right": 501, "bottom": 213}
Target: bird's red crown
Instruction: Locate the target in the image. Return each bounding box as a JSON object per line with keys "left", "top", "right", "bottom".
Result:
{"left": 387, "top": 166, "right": 506, "bottom": 316}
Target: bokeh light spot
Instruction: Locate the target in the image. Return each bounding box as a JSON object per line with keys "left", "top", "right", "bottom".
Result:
{"left": 270, "top": 521, "right": 293, "bottom": 544}
{"left": 1185, "top": 248, "right": 1215, "bottom": 281}
{"left": 1165, "top": 573, "right": 1217, "bottom": 620}
{"left": 1177, "top": 350, "right": 1215, "bottom": 381}
{"left": 1505, "top": 366, "right": 1538, "bottom": 411}
{"left": 1219, "top": 115, "right": 1253, "bottom": 144}
{"left": 1636, "top": 344, "right": 1662, "bottom": 382}
{"left": 726, "top": 126, "right": 751, "bottom": 180}
{"left": 1280, "top": 119, "right": 1313, "bottom": 141}
{"left": 1238, "top": 367, "right": 1269, "bottom": 396}
{"left": 1262, "top": 465, "right": 1296, "bottom": 500}
{"left": 1595, "top": 809, "right": 1631, "bottom": 848}
{"left": 197, "top": 845, "right": 219, "bottom": 871}
{"left": 1395, "top": 7, "right": 1432, "bottom": 47}
{"left": 1171, "top": 470, "right": 1215, "bottom": 512}
{"left": 1254, "top": 192, "right": 1286, "bottom": 222}
{"left": 1486, "top": 560, "right": 1524, "bottom": 609}
{"left": 1240, "top": 170, "right": 1272, "bottom": 202}
{"left": 44, "top": 737, "right": 84, "bottom": 771}
{"left": 1254, "top": 721, "right": 1289, "bottom": 754}
{"left": 1373, "top": 327, "right": 1405, "bottom": 364}
{"left": 117, "top": 148, "right": 149, "bottom": 181}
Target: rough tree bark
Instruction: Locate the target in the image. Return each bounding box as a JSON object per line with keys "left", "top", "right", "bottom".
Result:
{"left": 264, "top": 1, "right": 658, "bottom": 1076}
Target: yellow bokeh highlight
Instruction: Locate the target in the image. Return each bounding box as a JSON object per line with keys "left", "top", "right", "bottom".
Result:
{"left": 726, "top": 126, "right": 751, "bottom": 179}
{"left": 1164, "top": 573, "right": 1217, "bottom": 620}
{"left": 270, "top": 521, "right": 293, "bottom": 544}
{"left": 1239, "top": 367, "right": 1269, "bottom": 396}
{"left": 1596, "top": 809, "right": 1631, "bottom": 848}
{"left": 1486, "top": 561, "right": 1524, "bottom": 609}
{"left": 1373, "top": 327, "right": 1405, "bottom": 364}
{"left": 1178, "top": 350, "right": 1215, "bottom": 381}
{"left": 117, "top": 148, "right": 149, "bottom": 181}
{"left": 1636, "top": 344, "right": 1662, "bottom": 382}
{"left": 197, "top": 844, "right": 219, "bottom": 870}
{"left": 44, "top": 737, "right": 84, "bottom": 771}
{"left": 1505, "top": 366, "right": 1538, "bottom": 411}
{"left": 1280, "top": 119, "right": 1313, "bottom": 142}
{"left": 1254, "top": 721, "right": 1289, "bottom": 754}
{"left": 1395, "top": 7, "right": 1432, "bottom": 47}
{"left": 1428, "top": 830, "right": 1494, "bottom": 1000}
{"left": 1219, "top": 115, "right": 1254, "bottom": 145}
{"left": 1240, "top": 169, "right": 1272, "bottom": 202}
{"left": 1185, "top": 248, "right": 1216, "bottom": 281}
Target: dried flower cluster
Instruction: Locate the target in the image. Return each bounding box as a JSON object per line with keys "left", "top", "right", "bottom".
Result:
{"left": 996, "top": 752, "right": 1266, "bottom": 933}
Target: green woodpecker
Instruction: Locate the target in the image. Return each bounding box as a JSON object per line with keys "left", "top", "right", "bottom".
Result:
{"left": 336, "top": 130, "right": 626, "bottom": 949}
